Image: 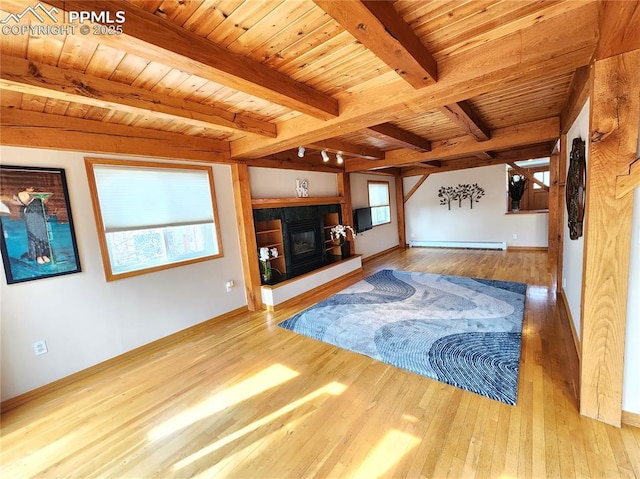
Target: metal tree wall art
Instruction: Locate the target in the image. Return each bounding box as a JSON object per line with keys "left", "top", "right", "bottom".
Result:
{"left": 438, "top": 186, "right": 457, "bottom": 210}
{"left": 467, "top": 183, "right": 485, "bottom": 208}
{"left": 438, "top": 183, "right": 485, "bottom": 210}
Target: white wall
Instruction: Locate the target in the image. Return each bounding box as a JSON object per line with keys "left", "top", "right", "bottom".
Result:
{"left": 563, "top": 99, "right": 590, "bottom": 339}
{"left": 622, "top": 194, "right": 640, "bottom": 413}
{"left": 403, "top": 165, "right": 548, "bottom": 247}
{"left": 249, "top": 167, "right": 337, "bottom": 198}
{"left": 350, "top": 173, "right": 400, "bottom": 258}
{"left": 0, "top": 146, "right": 247, "bottom": 401}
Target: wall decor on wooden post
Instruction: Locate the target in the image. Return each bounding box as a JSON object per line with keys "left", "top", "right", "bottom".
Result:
{"left": 0, "top": 165, "right": 82, "bottom": 284}
{"left": 566, "top": 137, "right": 586, "bottom": 240}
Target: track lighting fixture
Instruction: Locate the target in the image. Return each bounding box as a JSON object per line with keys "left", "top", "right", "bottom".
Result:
{"left": 321, "top": 150, "right": 329, "bottom": 162}
{"left": 336, "top": 152, "right": 344, "bottom": 164}
{"left": 297, "top": 146, "right": 305, "bottom": 158}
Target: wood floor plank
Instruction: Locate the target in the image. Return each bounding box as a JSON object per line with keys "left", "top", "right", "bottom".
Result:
{"left": 1, "top": 248, "right": 639, "bottom": 478}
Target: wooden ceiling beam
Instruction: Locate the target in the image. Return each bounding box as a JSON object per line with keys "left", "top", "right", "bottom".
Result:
{"left": 314, "top": 0, "right": 437, "bottom": 88}
{"left": 346, "top": 117, "right": 559, "bottom": 172}
{"left": 439, "top": 101, "right": 491, "bottom": 141}
{"left": 401, "top": 143, "right": 555, "bottom": 177}
{"left": 560, "top": 65, "right": 591, "bottom": 134}
{"left": 231, "top": 3, "right": 597, "bottom": 160}
{"left": 366, "top": 123, "right": 431, "bottom": 152}
{"left": 474, "top": 152, "right": 495, "bottom": 160}
{"left": 33, "top": 0, "right": 338, "bottom": 120}
{"left": 0, "top": 108, "right": 230, "bottom": 163}
{"left": 0, "top": 56, "right": 277, "bottom": 138}
{"left": 308, "top": 139, "right": 384, "bottom": 160}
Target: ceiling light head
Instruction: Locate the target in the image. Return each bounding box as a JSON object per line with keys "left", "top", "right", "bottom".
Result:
{"left": 321, "top": 150, "right": 329, "bottom": 162}
{"left": 297, "top": 146, "right": 305, "bottom": 158}
{"left": 336, "top": 152, "right": 344, "bottom": 164}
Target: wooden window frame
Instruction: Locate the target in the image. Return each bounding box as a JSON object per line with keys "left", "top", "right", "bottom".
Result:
{"left": 85, "top": 158, "right": 223, "bottom": 281}
{"left": 367, "top": 180, "right": 391, "bottom": 227}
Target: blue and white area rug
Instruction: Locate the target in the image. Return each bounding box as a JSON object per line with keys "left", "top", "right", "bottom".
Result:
{"left": 279, "top": 269, "right": 527, "bottom": 405}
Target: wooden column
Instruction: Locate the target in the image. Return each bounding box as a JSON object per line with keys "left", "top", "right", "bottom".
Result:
{"left": 556, "top": 135, "right": 567, "bottom": 294}
{"left": 231, "top": 164, "right": 262, "bottom": 311}
{"left": 580, "top": 49, "right": 639, "bottom": 426}
{"left": 548, "top": 150, "right": 560, "bottom": 256}
{"left": 395, "top": 174, "right": 406, "bottom": 248}
{"left": 337, "top": 172, "right": 354, "bottom": 255}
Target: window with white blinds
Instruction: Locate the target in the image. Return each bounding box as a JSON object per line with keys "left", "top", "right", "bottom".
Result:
{"left": 368, "top": 181, "right": 391, "bottom": 226}
{"left": 85, "top": 158, "right": 222, "bottom": 281}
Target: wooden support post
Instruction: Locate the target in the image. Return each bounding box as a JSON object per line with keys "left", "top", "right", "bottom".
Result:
{"left": 337, "top": 172, "right": 354, "bottom": 255}
{"left": 231, "top": 164, "right": 262, "bottom": 311}
{"left": 548, "top": 152, "right": 560, "bottom": 256}
{"left": 395, "top": 175, "right": 406, "bottom": 248}
{"left": 580, "top": 49, "right": 639, "bottom": 426}
{"left": 556, "top": 135, "right": 567, "bottom": 294}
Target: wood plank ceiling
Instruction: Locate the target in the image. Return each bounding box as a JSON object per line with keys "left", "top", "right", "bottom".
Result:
{"left": 0, "top": 0, "right": 600, "bottom": 175}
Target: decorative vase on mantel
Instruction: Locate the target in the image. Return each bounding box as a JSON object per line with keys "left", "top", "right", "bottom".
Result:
{"left": 341, "top": 241, "right": 351, "bottom": 259}
{"left": 511, "top": 199, "right": 521, "bottom": 212}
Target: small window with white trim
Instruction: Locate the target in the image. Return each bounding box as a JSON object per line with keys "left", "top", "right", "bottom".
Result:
{"left": 368, "top": 180, "right": 391, "bottom": 226}
{"left": 85, "top": 158, "right": 223, "bottom": 281}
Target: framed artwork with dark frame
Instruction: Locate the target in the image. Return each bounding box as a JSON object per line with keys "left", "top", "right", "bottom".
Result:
{"left": 0, "top": 165, "right": 81, "bottom": 284}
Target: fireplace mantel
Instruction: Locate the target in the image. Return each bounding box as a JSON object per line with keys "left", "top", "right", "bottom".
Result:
{"left": 251, "top": 196, "right": 344, "bottom": 209}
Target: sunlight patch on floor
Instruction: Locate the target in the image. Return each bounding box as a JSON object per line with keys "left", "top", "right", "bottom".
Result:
{"left": 148, "top": 363, "right": 299, "bottom": 441}
{"left": 352, "top": 429, "right": 420, "bottom": 479}
{"left": 172, "top": 381, "right": 346, "bottom": 471}
{"left": 189, "top": 413, "right": 313, "bottom": 479}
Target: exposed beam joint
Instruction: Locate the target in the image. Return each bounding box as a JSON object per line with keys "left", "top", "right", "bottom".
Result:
{"left": 34, "top": 0, "right": 339, "bottom": 119}
{"left": 404, "top": 174, "right": 430, "bottom": 203}
{"left": 439, "top": 101, "right": 491, "bottom": 141}
{"left": 0, "top": 56, "right": 277, "bottom": 138}
{"left": 366, "top": 123, "right": 431, "bottom": 151}
{"left": 347, "top": 117, "right": 560, "bottom": 172}
{"left": 475, "top": 152, "right": 495, "bottom": 160}
{"left": 231, "top": 3, "right": 597, "bottom": 160}
{"left": 400, "top": 143, "right": 555, "bottom": 177}
{"left": 507, "top": 162, "right": 550, "bottom": 191}
{"left": 313, "top": 0, "right": 437, "bottom": 88}
{"left": 560, "top": 66, "right": 591, "bottom": 134}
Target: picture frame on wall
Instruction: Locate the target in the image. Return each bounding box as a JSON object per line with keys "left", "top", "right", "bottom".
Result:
{"left": 0, "top": 165, "right": 81, "bottom": 284}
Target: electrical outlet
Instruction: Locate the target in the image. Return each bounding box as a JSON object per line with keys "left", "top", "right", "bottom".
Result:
{"left": 512, "top": 233, "right": 518, "bottom": 240}
{"left": 33, "top": 340, "right": 48, "bottom": 356}
{"left": 225, "top": 280, "right": 234, "bottom": 292}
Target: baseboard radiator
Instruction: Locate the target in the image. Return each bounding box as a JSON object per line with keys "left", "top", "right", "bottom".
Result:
{"left": 408, "top": 240, "right": 507, "bottom": 251}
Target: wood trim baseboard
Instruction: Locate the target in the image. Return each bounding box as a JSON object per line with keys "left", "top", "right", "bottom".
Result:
{"left": 622, "top": 410, "right": 640, "bottom": 429}
{"left": 1, "top": 306, "right": 249, "bottom": 413}
{"left": 559, "top": 289, "right": 581, "bottom": 359}
{"left": 506, "top": 246, "right": 549, "bottom": 251}
{"left": 362, "top": 245, "right": 400, "bottom": 263}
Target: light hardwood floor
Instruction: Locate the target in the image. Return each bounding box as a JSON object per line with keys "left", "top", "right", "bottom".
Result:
{"left": 2, "top": 248, "right": 639, "bottom": 478}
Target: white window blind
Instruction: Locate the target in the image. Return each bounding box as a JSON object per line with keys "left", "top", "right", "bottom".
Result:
{"left": 93, "top": 165, "right": 215, "bottom": 233}
{"left": 368, "top": 182, "right": 389, "bottom": 207}
{"left": 368, "top": 181, "right": 391, "bottom": 226}
{"left": 86, "top": 159, "right": 222, "bottom": 281}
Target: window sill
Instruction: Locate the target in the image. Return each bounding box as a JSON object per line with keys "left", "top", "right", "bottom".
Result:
{"left": 505, "top": 209, "right": 549, "bottom": 215}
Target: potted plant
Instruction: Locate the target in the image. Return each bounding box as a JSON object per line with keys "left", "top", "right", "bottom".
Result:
{"left": 258, "top": 246, "right": 280, "bottom": 284}
{"left": 330, "top": 224, "right": 356, "bottom": 258}
{"left": 508, "top": 174, "right": 527, "bottom": 211}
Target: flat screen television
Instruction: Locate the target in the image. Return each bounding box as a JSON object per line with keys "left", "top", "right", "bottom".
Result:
{"left": 353, "top": 207, "right": 373, "bottom": 233}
